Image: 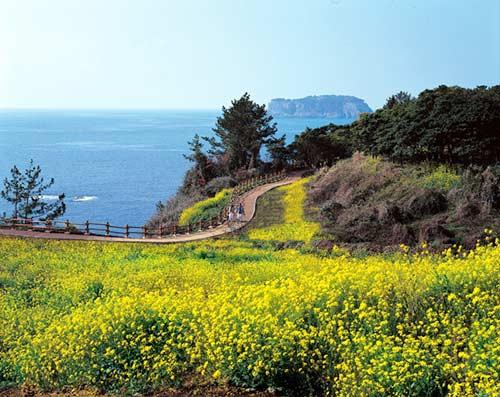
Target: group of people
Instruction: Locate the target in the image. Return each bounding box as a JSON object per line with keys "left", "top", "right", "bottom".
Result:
{"left": 227, "top": 202, "right": 245, "bottom": 224}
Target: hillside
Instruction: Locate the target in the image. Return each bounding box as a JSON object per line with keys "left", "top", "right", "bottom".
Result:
{"left": 305, "top": 154, "right": 500, "bottom": 252}
{"left": 268, "top": 95, "right": 372, "bottom": 118}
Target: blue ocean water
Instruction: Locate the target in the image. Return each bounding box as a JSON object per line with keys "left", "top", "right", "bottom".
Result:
{"left": 0, "top": 110, "right": 352, "bottom": 226}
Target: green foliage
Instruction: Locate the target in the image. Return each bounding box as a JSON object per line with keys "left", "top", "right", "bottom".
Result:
{"left": 352, "top": 85, "right": 500, "bottom": 165}
{"left": 1, "top": 160, "right": 66, "bottom": 220}
{"left": 385, "top": 91, "right": 414, "bottom": 109}
{"left": 203, "top": 176, "right": 237, "bottom": 197}
{"left": 245, "top": 188, "right": 285, "bottom": 230}
{"left": 266, "top": 134, "right": 290, "bottom": 169}
{"left": 289, "top": 124, "right": 353, "bottom": 167}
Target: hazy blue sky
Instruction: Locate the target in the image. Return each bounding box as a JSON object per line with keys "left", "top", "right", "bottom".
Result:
{"left": 0, "top": 0, "right": 498, "bottom": 110}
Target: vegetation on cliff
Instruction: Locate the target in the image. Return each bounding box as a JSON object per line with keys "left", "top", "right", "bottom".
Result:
{"left": 305, "top": 153, "right": 500, "bottom": 252}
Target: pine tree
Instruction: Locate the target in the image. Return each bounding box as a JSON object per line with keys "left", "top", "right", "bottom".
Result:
{"left": 1, "top": 160, "right": 66, "bottom": 220}
{"left": 204, "top": 93, "right": 277, "bottom": 172}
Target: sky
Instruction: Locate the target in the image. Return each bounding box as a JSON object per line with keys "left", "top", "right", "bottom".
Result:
{"left": 0, "top": 0, "right": 498, "bottom": 110}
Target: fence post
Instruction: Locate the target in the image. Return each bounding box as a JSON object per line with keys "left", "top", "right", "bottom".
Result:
{"left": 85, "top": 220, "right": 90, "bottom": 235}
{"left": 106, "top": 222, "right": 110, "bottom": 237}
{"left": 45, "top": 219, "right": 51, "bottom": 233}
{"left": 143, "top": 226, "right": 147, "bottom": 238}
{"left": 65, "top": 219, "right": 70, "bottom": 234}
{"left": 159, "top": 225, "right": 163, "bottom": 238}
{"left": 172, "top": 224, "right": 176, "bottom": 236}
{"left": 125, "top": 224, "right": 129, "bottom": 238}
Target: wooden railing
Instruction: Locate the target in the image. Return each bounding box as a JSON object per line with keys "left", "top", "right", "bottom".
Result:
{"left": 0, "top": 170, "right": 287, "bottom": 239}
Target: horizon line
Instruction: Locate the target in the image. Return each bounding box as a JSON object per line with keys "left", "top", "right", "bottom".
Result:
{"left": 0, "top": 107, "right": 221, "bottom": 111}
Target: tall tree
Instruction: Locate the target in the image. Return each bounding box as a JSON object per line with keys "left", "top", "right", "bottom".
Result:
{"left": 204, "top": 93, "right": 277, "bottom": 172}
{"left": 184, "top": 134, "right": 213, "bottom": 186}
{"left": 1, "top": 160, "right": 66, "bottom": 220}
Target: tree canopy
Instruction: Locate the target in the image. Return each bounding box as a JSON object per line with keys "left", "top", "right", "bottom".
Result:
{"left": 204, "top": 93, "right": 278, "bottom": 172}
{"left": 351, "top": 85, "right": 500, "bottom": 165}
{"left": 289, "top": 125, "right": 353, "bottom": 168}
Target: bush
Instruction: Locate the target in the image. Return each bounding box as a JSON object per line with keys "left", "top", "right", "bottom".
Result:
{"left": 309, "top": 153, "right": 398, "bottom": 207}
{"left": 148, "top": 191, "right": 204, "bottom": 228}
{"left": 203, "top": 176, "right": 237, "bottom": 197}
{"left": 416, "top": 165, "right": 462, "bottom": 191}
{"left": 404, "top": 189, "right": 448, "bottom": 219}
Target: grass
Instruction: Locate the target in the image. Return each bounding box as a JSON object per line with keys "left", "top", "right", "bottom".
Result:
{"left": 244, "top": 188, "right": 285, "bottom": 231}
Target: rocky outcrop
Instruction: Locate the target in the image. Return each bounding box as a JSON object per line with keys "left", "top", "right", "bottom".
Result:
{"left": 268, "top": 95, "right": 372, "bottom": 118}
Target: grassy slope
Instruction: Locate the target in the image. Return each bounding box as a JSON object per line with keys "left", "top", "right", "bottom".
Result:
{"left": 243, "top": 188, "right": 285, "bottom": 230}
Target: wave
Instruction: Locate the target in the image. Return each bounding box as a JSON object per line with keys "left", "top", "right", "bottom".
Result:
{"left": 40, "top": 195, "right": 60, "bottom": 200}
{"left": 72, "top": 196, "right": 97, "bottom": 202}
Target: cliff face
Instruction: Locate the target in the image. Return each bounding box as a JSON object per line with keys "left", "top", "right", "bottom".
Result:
{"left": 268, "top": 95, "right": 372, "bottom": 118}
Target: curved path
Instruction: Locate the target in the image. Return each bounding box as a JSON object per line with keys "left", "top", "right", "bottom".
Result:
{"left": 0, "top": 174, "right": 301, "bottom": 244}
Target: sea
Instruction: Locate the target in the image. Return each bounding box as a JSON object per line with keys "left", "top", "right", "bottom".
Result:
{"left": 0, "top": 110, "right": 352, "bottom": 227}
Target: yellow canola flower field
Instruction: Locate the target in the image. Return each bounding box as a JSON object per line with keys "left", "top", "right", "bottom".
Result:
{"left": 178, "top": 188, "right": 232, "bottom": 226}
{"left": 249, "top": 177, "right": 320, "bottom": 242}
{"left": 0, "top": 235, "right": 498, "bottom": 396}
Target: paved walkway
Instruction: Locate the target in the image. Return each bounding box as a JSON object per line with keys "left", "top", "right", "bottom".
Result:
{"left": 0, "top": 175, "right": 301, "bottom": 243}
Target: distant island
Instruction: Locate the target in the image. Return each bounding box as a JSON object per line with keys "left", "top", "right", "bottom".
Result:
{"left": 268, "top": 94, "right": 372, "bottom": 118}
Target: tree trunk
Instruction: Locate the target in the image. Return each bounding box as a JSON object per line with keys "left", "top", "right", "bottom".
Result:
{"left": 248, "top": 152, "right": 256, "bottom": 170}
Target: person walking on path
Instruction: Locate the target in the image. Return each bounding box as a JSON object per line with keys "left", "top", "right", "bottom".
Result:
{"left": 237, "top": 202, "right": 245, "bottom": 222}
{"left": 227, "top": 204, "right": 238, "bottom": 233}
{"left": 228, "top": 205, "right": 235, "bottom": 223}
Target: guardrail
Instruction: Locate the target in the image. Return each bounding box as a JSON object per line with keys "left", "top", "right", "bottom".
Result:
{"left": 0, "top": 170, "right": 287, "bottom": 239}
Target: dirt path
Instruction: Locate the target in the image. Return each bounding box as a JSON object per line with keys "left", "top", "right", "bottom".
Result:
{"left": 0, "top": 175, "right": 301, "bottom": 244}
